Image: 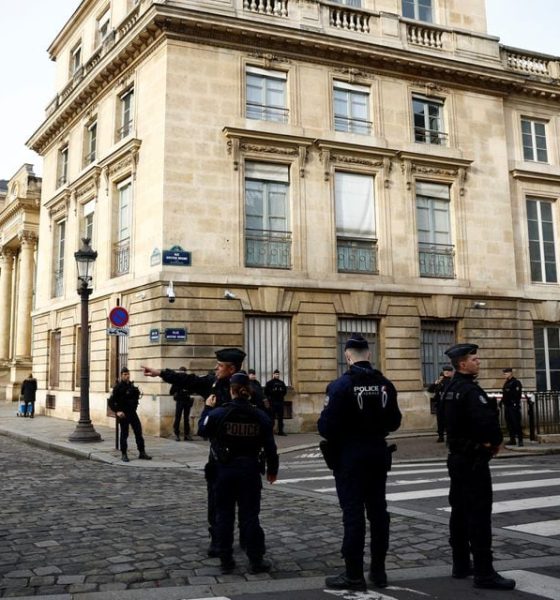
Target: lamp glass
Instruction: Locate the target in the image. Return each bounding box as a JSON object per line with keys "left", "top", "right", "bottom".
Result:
{"left": 75, "top": 238, "right": 98, "bottom": 283}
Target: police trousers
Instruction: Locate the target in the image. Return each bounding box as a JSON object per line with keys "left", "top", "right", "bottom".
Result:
{"left": 504, "top": 405, "right": 523, "bottom": 442}
{"left": 119, "top": 412, "right": 146, "bottom": 454}
{"left": 334, "top": 452, "right": 390, "bottom": 571}
{"left": 173, "top": 398, "right": 193, "bottom": 438}
{"left": 213, "top": 457, "right": 265, "bottom": 561}
{"left": 447, "top": 453, "right": 493, "bottom": 576}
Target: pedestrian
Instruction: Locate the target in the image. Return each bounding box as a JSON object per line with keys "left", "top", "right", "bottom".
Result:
{"left": 264, "top": 369, "right": 288, "bottom": 436}
{"left": 442, "top": 343, "right": 516, "bottom": 590}
{"left": 20, "top": 373, "right": 38, "bottom": 418}
{"left": 500, "top": 368, "right": 523, "bottom": 447}
{"left": 318, "top": 334, "right": 402, "bottom": 591}
{"left": 427, "top": 365, "right": 453, "bottom": 442}
{"left": 198, "top": 371, "right": 278, "bottom": 574}
{"left": 170, "top": 366, "right": 194, "bottom": 441}
{"left": 142, "top": 347, "right": 246, "bottom": 557}
{"left": 108, "top": 367, "right": 152, "bottom": 463}
{"left": 248, "top": 368, "right": 266, "bottom": 410}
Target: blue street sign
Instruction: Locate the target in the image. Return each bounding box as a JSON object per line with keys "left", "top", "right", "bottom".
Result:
{"left": 164, "top": 328, "right": 187, "bottom": 341}
{"left": 149, "top": 328, "right": 160, "bottom": 342}
{"left": 163, "top": 245, "right": 191, "bottom": 266}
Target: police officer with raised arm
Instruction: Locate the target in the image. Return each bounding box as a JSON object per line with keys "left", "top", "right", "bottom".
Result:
{"left": 318, "top": 334, "right": 401, "bottom": 591}
{"left": 443, "top": 343, "right": 515, "bottom": 590}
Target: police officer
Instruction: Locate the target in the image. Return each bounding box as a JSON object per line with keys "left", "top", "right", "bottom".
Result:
{"left": 501, "top": 368, "right": 523, "bottom": 447}
{"left": 247, "top": 369, "right": 266, "bottom": 411}
{"left": 264, "top": 369, "right": 288, "bottom": 436}
{"left": 428, "top": 365, "right": 453, "bottom": 442}
{"left": 199, "top": 371, "right": 278, "bottom": 574}
{"left": 170, "top": 366, "right": 194, "bottom": 441}
{"left": 318, "top": 334, "right": 401, "bottom": 591}
{"left": 108, "top": 367, "right": 152, "bottom": 463}
{"left": 142, "top": 348, "right": 246, "bottom": 556}
{"left": 443, "top": 343, "right": 515, "bottom": 590}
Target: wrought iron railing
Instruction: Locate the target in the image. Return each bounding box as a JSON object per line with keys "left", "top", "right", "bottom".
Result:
{"left": 83, "top": 150, "right": 96, "bottom": 166}
{"left": 245, "top": 229, "right": 291, "bottom": 269}
{"left": 117, "top": 119, "right": 134, "bottom": 140}
{"left": 334, "top": 115, "right": 372, "bottom": 134}
{"left": 246, "top": 102, "right": 289, "bottom": 123}
{"left": 414, "top": 127, "right": 448, "bottom": 145}
{"left": 337, "top": 237, "right": 378, "bottom": 273}
{"left": 418, "top": 242, "right": 454, "bottom": 278}
{"left": 112, "top": 238, "right": 130, "bottom": 276}
{"left": 52, "top": 269, "right": 64, "bottom": 297}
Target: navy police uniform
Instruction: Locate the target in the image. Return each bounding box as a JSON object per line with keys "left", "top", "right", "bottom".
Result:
{"left": 198, "top": 372, "right": 278, "bottom": 573}
{"left": 318, "top": 335, "right": 401, "bottom": 590}
{"left": 264, "top": 371, "right": 288, "bottom": 435}
{"left": 501, "top": 369, "right": 523, "bottom": 446}
{"left": 170, "top": 369, "right": 194, "bottom": 440}
{"left": 443, "top": 343, "right": 515, "bottom": 591}
{"left": 428, "top": 366, "right": 453, "bottom": 442}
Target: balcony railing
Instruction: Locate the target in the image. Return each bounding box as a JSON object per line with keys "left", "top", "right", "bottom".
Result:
{"left": 117, "top": 119, "right": 134, "bottom": 140}
{"left": 52, "top": 269, "right": 64, "bottom": 297}
{"left": 112, "top": 238, "right": 130, "bottom": 277}
{"left": 337, "top": 237, "right": 378, "bottom": 274}
{"left": 329, "top": 5, "right": 370, "bottom": 33}
{"left": 57, "top": 174, "right": 68, "bottom": 188}
{"left": 246, "top": 102, "right": 289, "bottom": 123}
{"left": 505, "top": 49, "right": 550, "bottom": 76}
{"left": 406, "top": 23, "right": 443, "bottom": 49}
{"left": 418, "top": 242, "right": 454, "bottom": 278}
{"left": 245, "top": 229, "right": 291, "bottom": 269}
{"left": 414, "top": 127, "right": 448, "bottom": 145}
{"left": 243, "top": 0, "right": 288, "bottom": 17}
{"left": 83, "top": 150, "right": 96, "bottom": 166}
{"left": 334, "top": 115, "right": 372, "bottom": 135}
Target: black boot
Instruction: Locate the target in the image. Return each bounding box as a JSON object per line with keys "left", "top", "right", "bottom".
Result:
{"left": 325, "top": 572, "right": 367, "bottom": 591}
{"left": 452, "top": 562, "right": 473, "bottom": 578}
{"left": 474, "top": 572, "right": 516, "bottom": 590}
{"left": 249, "top": 557, "right": 272, "bottom": 574}
{"left": 121, "top": 453, "right": 130, "bottom": 463}
{"left": 138, "top": 451, "right": 152, "bottom": 460}
{"left": 220, "top": 556, "right": 236, "bottom": 574}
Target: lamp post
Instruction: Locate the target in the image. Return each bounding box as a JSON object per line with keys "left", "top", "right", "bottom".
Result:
{"left": 69, "top": 238, "right": 102, "bottom": 442}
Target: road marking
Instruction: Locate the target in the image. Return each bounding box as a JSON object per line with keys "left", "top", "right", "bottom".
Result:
{"left": 324, "top": 584, "right": 429, "bottom": 599}
{"left": 440, "top": 495, "right": 560, "bottom": 513}
{"left": 276, "top": 475, "right": 333, "bottom": 484}
{"left": 505, "top": 519, "right": 560, "bottom": 536}
{"left": 500, "top": 570, "right": 560, "bottom": 599}
{"left": 388, "top": 469, "right": 556, "bottom": 487}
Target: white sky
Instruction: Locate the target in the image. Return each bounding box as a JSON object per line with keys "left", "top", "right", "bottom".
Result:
{"left": 0, "top": 0, "right": 558, "bottom": 180}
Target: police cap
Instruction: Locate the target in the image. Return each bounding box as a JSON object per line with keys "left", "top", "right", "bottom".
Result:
{"left": 248, "top": 368, "right": 256, "bottom": 375}
{"left": 444, "top": 343, "right": 478, "bottom": 359}
{"left": 230, "top": 371, "right": 250, "bottom": 386}
{"left": 442, "top": 365, "right": 454, "bottom": 373}
{"left": 273, "top": 369, "right": 280, "bottom": 374}
{"left": 345, "top": 334, "right": 369, "bottom": 351}
{"left": 502, "top": 367, "right": 513, "bottom": 373}
{"left": 215, "top": 348, "right": 246, "bottom": 365}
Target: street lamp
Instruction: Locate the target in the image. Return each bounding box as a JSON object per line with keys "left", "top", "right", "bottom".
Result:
{"left": 69, "top": 238, "right": 102, "bottom": 442}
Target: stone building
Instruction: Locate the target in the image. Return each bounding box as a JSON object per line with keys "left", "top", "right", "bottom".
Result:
{"left": 0, "top": 165, "right": 40, "bottom": 401}
{"left": 26, "top": 0, "right": 560, "bottom": 434}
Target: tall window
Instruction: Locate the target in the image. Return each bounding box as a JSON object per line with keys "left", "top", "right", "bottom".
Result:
{"left": 57, "top": 145, "right": 69, "bottom": 187}
{"left": 403, "top": 0, "right": 433, "bottom": 22}
{"left": 421, "top": 321, "right": 455, "bottom": 386}
{"left": 96, "top": 8, "right": 111, "bottom": 45}
{"left": 70, "top": 42, "right": 82, "bottom": 78}
{"left": 335, "top": 172, "right": 377, "bottom": 273}
{"left": 84, "top": 121, "right": 97, "bottom": 166}
{"left": 52, "top": 220, "right": 66, "bottom": 298}
{"left": 245, "top": 315, "right": 291, "bottom": 385}
{"left": 333, "top": 81, "right": 371, "bottom": 134}
{"left": 337, "top": 318, "right": 377, "bottom": 375}
{"left": 416, "top": 182, "right": 454, "bottom": 278}
{"left": 245, "top": 162, "right": 291, "bottom": 269}
{"left": 527, "top": 198, "right": 557, "bottom": 283}
{"left": 113, "top": 180, "right": 131, "bottom": 276}
{"left": 49, "top": 330, "right": 62, "bottom": 388}
{"left": 534, "top": 326, "right": 560, "bottom": 390}
{"left": 82, "top": 199, "right": 95, "bottom": 242}
{"left": 521, "top": 118, "right": 548, "bottom": 163}
{"left": 413, "top": 95, "right": 446, "bottom": 145}
{"left": 118, "top": 88, "right": 134, "bottom": 140}
{"left": 246, "top": 67, "right": 288, "bottom": 123}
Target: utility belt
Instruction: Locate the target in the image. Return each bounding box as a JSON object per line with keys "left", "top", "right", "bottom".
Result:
{"left": 448, "top": 439, "right": 493, "bottom": 462}
{"left": 211, "top": 444, "right": 260, "bottom": 466}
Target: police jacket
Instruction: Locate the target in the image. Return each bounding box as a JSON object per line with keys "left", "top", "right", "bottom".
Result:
{"left": 160, "top": 369, "right": 231, "bottom": 406}
{"left": 501, "top": 377, "right": 522, "bottom": 408}
{"left": 317, "top": 362, "right": 402, "bottom": 446}
{"left": 264, "top": 378, "right": 287, "bottom": 403}
{"left": 444, "top": 372, "right": 503, "bottom": 451}
{"left": 108, "top": 380, "right": 141, "bottom": 414}
{"left": 248, "top": 380, "right": 267, "bottom": 411}
{"left": 428, "top": 376, "right": 452, "bottom": 405}
{"left": 169, "top": 381, "right": 193, "bottom": 404}
{"left": 198, "top": 399, "right": 279, "bottom": 476}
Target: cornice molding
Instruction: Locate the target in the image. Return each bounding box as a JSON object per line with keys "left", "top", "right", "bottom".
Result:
{"left": 511, "top": 168, "right": 560, "bottom": 185}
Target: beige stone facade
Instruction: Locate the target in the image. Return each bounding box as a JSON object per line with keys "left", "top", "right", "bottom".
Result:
{"left": 27, "top": 0, "right": 560, "bottom": 435}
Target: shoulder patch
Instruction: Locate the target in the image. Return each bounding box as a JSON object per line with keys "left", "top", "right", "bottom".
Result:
{"left": 323, "top": 395, "right": 330, "bottom": 407}
{"left": 203, "top": 415, "right": 209, "bottom": 426}
{"left": 479, "top": 395, "right": 487, "bottom": 405}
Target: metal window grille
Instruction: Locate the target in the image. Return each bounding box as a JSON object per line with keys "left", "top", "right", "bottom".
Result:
{"left": 337, "top": 318, "right": 378, "bottom": 375}
{"left": 421, "top": 321, "right": 455, "bottom": 385}
{"left": 49, "top": 331, "right": 61, "bottom": 389}
{"left": 45, "top": 394, "right": 56, "bottom": 410}
{"left": 245, "top": 316, "right": 291, "bottom": 386}
{"left": 72, "top": 396, "right": 81, "bottom": 412}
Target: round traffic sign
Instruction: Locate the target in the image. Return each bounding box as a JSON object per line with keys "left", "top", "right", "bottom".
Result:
{"left": 109, "top": 306, "right": 129, "bottom": 327}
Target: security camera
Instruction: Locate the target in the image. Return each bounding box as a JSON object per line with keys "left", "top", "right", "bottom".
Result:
{"left": 224, "top": 290, "right": 236, "bottom": 300}
{"left": 166, "top": 281, "right": 176, "bottom": 303}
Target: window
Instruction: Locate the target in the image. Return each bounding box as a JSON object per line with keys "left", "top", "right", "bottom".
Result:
{"left": 245, "top": 162, "right": 291, "bottom": 269}
{"left": 527, "top": 198, "right": 557, "bottom": 283}
{"left": 113, "top": 180, "right": 131, "bottom": 276}
{"left": 521, "top": 118, "right": 548, "bottom": 163}
{"left": 333, "top": 81, "right": 371, "bottom": 134}
{"left": 534, "top": 326, "right": 560, "bottom": 390}
{"left": 421, "top": 321, "right": 455, "bottom": 386}
{"left": 84, "top": 121, "right": 97, "bottom": 166}
{"left": 82, "top": 199, "right": 95, "bottom": 242}
{"left": 57, "top": 145, "right": 69, "bottom": 187}
{"left": 412, "top": 95, "right": 446, "bottom": 145}
{"left": 49, "top": 330, "right": 62, "bottom": 389}
{"left": 70, "top": 42, "right": 82, "bottom": 78}
{"left": 416, "top": 182, "right": 454, "bottom": 278}
{"left": 246, "top": 66, "right": 288, "bottom": 123}
{"left": 245, "top": 315, "right": 291, "bottom": 385}
{"left": 337, "top": 318, "right": 377, "bottom": 375}
{"left": 96, "top": 8, "right": 111, "bottom": 46}
{"left": 403, "top": 0, "right": 433, "bottom": 22}
{"left": 52, "top": 220, "right": 66, "bottom": 297}
{"left": 118, "top": 88, "right": 134, "bottom": 140}
{"left": 335, "top": 172, "right": 377, "bottom": 273}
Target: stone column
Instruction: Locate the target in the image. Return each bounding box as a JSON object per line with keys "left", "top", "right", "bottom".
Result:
{"left": 15, "top": 233, "right": 37, "bottom": 358}
{"left": 0, "top": 249, "right": 15, "bottom": 360}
